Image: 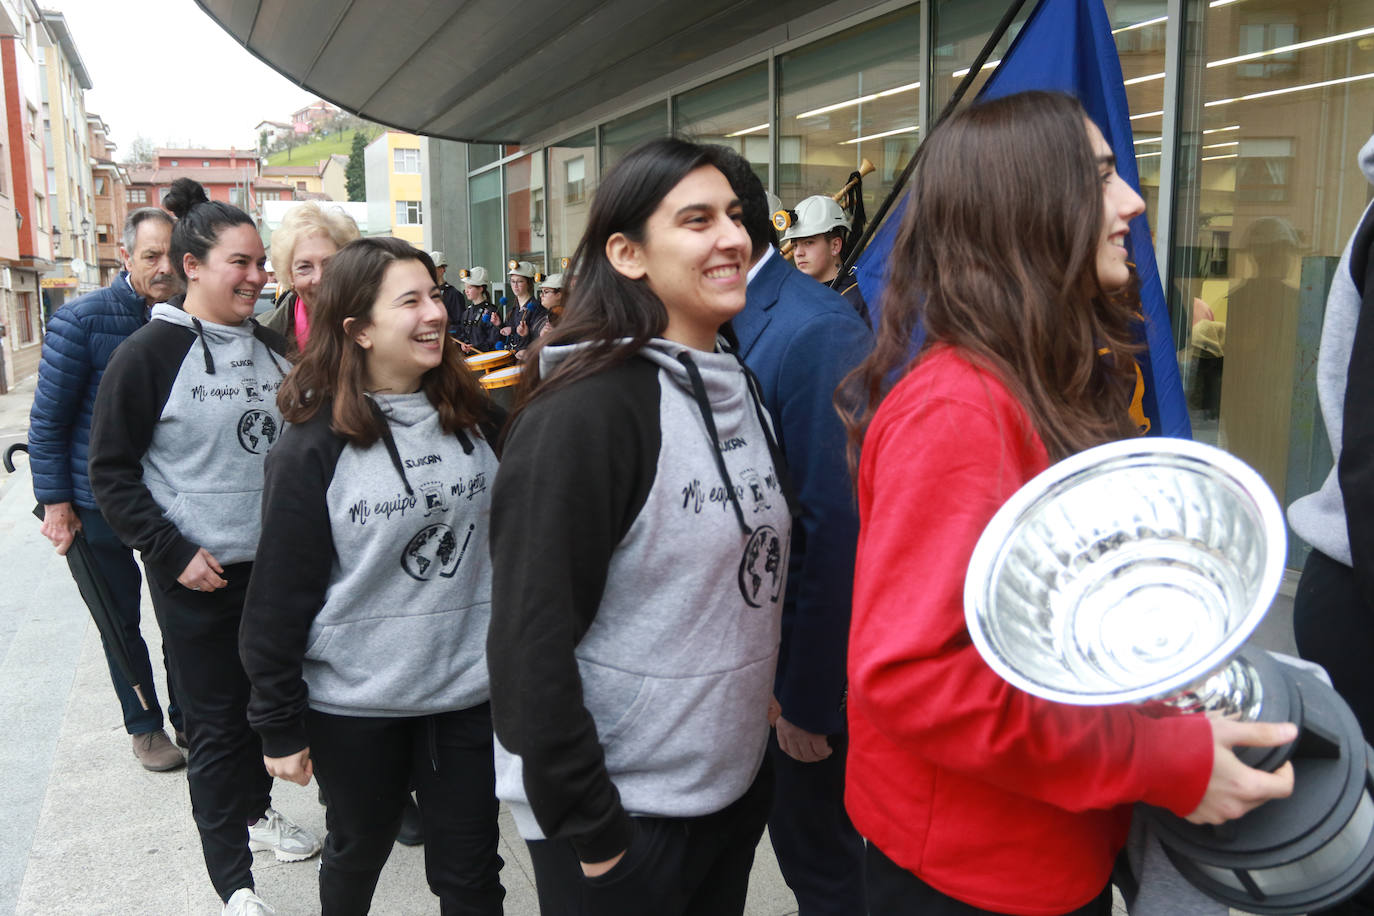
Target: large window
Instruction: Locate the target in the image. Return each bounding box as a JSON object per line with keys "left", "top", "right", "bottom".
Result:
{"left": 393, "top": 147, "right": 421, "bottom": 173}
{"left": 395, "top": 199, "right": 422, "bottom": 225}
{"left": 1169, "top": 0, "right": 1374, "bottom": 565}
{"left": 505, "top": 151, "right": 545, "bottom": 278}
{"left": 468, "top": 169, "right": 503, "bottom": 278}
{"left": 674, "top": 63, "right": 770, "bottom": 189}
{"left": 601, "top": 102, "right": 668, "bottom": 176}
{"left": 777, "top": 5, "right": 922, "bottom": 224}
{"left": 548, "top": 130, "right": 596, "bottom": 266}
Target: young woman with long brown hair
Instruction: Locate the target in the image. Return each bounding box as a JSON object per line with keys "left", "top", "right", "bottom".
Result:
{"left": 240, "top": 237, "right": 505, "bottom": 914}
{"left": 840, "top": 90, "right": 1296, "bottom": 916}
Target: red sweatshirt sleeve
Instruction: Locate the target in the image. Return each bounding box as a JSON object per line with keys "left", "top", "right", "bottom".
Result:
{"left": 849, "top": 369, "right": 1212, "bottom": 820}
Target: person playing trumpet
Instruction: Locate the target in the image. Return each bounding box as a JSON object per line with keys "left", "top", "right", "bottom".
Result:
{"left": 779, "top": 196, "right": 870, "bottom": 326}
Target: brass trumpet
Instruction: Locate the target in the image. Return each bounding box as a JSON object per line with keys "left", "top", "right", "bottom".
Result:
{"left": 778, "top": 158, "right": 876, "bottom": 260}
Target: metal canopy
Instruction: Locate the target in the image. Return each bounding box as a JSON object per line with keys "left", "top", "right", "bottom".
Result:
{"left": 195, "top": 0, "right": 841, "bottom": 145}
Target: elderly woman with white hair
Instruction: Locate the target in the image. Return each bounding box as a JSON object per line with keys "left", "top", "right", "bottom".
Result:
{"left": 260, "top": 201, "right": 361, "bottom": 355}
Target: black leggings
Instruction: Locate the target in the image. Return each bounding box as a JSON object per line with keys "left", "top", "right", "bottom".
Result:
{"left": 309, "top": 704, "right": 504, "bottom": 915}
{"left": 147, "top": 561, "right": 272, "bottom": 903}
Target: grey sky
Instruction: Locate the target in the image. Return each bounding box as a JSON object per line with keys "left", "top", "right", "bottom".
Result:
{"left": 46, "top": 0, "right": 320, "bottom": 153}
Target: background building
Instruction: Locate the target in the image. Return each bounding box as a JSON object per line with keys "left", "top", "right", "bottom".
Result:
{"left": 0, "top": 0, "right": 52, "bottom": 391}
{"left": 364, "top": 129, "right": 423, "bottom": 244}
{"left": 40, "top": 8, "right": 97, "bottom": 301}
{"left": 87, "top": 113, "right": 127, "bottom": 289}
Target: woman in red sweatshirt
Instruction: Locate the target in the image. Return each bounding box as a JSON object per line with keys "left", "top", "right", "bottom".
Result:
{"left": 839, "top": 90, "right": 1297, "bottom": 916}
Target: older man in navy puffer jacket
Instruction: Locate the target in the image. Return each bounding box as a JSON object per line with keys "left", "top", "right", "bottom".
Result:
{"left": 28, "top": 207, "right": 186, "bottom": 772}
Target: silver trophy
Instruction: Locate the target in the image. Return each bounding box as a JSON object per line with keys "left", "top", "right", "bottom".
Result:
{"left": 964, "top": 437, "right": 1374, "bottom": 914}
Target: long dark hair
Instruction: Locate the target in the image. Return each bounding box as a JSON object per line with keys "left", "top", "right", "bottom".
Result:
{"left": 162, "top": 178, "right": 256, "bottom": 281}
{"left": 277, "top": 237, "right": 488, "bottom": 445}
{"left": 838, "top": 90, "right": 1142, "bottom": 464}
{"left": 512, "top": 137, "right": 735, "bottom": 417}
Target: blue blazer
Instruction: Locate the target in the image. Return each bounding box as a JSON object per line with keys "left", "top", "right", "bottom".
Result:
{"left": 732, "top": 249, "right": 873, "bottom": 735}
{"left": 29, "top": 273, "right": 148, "bottom": 508}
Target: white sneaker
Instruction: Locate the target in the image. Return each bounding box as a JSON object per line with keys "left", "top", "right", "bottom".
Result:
{"left": 247, "top": 806, "right": 322, "bottom": 862}
{"left": 224, "top": 887, "right": 275, "bottom": 915}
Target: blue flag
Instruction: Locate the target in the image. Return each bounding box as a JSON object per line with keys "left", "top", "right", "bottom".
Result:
{"left": 852, "top": 0, "right": 1190, "bottom": 438}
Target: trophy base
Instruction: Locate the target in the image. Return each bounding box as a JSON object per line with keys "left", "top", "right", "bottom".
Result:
{"left": 1148, "top": 662, "right": 1374, "bottom": 914}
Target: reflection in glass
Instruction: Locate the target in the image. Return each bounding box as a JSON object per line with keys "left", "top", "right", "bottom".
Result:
{"left": 505, "top": 152, "right": 546, "bottom": 280}
{"left": 468, "top": 169, "right": 502, "bottom": 279}
{"left": 469, "top": 144, "right": 502, "bottom": 171}
{"left": 1172, "top": 0, "right": 1374, "bottom": 564}
{"left": 777, "top": 5, "right": 921, "bottom": 218}
{"left": 548, "top": 130, "right": 596, "bottom": 267}
{"left": 601, "top": 103, "right": 669, "bottom": 176}
{"left": 674, "top": 64, "right": 770, "bottom": 188}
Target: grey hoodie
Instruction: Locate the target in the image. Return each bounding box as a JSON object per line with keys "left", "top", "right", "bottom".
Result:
{"left": 488, "top": 338, "right": 795, "bottom": 859}
{"left": 89, "top": 302, "right": 289, "bottom": 577}
{"left": 1287, "top": 135, "right": 1374, "bottom": 564}
{"left": 242, "top": 391, "right": 500, "bottom": 757}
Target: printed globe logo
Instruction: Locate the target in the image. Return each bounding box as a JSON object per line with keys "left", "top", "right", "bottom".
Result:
{"left": 401, "top": 523, "right": 463, "bottom": 581}
{"left": 738, "top": 525, "right": 784, "bottom": 608}
{"left": 236, "top": 410, "right": 279, "bottom": 454}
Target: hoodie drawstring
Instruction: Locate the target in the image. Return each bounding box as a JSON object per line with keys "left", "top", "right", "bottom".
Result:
{"left": 189, "top": 316, "right": 216, "bottom": 375}
{"left": 427, "top": 717, "right": 439, "bottom": 772}
{"left": 249, "top": 319, "right": 289, "bottom": 378}
{"left": 677, "top": 352, "right": 750, "bottom": 535}
{"left": 366, "top": 398, "right": 414, "bottom": 496}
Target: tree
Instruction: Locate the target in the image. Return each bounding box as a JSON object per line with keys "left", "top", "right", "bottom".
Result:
{"left": 126, "top": 135, "right": 155, "bottom": 165}
{"left": 346, "top": 131, "right": 367, "bottom": 202}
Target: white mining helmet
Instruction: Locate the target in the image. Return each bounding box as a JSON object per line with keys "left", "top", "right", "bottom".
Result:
{"left": 774, "top": 195, "right": 851, "bottom": 242}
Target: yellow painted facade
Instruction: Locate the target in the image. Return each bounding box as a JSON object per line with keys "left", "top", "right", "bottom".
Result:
{"left": 386, "top": 131, "right": 424, "bottom": 244}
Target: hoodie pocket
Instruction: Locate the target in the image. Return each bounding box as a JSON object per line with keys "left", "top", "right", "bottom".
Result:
{"left": 578, "top": 661, "right": 654, "bottom": 747}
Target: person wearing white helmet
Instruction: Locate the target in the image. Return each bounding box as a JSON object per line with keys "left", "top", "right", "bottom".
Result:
{"left": 780, "top": 195, "right": 870, "bottom": 326}
{"left": 457, "top": 266, "right": 498, "bottom": 352}
{"left": 429, "top": 250, "right": 466, "bottom": 336}
{"left": 498, "top": 260, "right": 538, "bottom": 350}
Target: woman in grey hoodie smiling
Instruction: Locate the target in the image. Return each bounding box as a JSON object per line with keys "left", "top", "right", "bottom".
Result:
{"left": 241, "top": 238, "right": 505, "bottom": 915}
{"left": 89, "top": 178, "right": 320, "bottom": 916}
{"left": 488, "top": 138, "right": 796, "bottom": 916}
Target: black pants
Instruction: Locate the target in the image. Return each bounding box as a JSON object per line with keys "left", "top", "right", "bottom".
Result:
{"left": 76, "top": 506, "right": 181, "bottom": 735}
{"left": 146, "top": 561, "right": 272, "bottom": 903}
{"left": 526, "top": 761, "right": 773, "bottom": 916}
{"left": 309, "top": 704, "right": 504, "bottom": 915}
{"left": 865, "top": 843, "right": 1112, "bottom": 916}
{"left": 766, "top": 729, "right": 865, "bottom": 915}
{"left": 1293, "top": 550, "right": 1374, "bottom": 915}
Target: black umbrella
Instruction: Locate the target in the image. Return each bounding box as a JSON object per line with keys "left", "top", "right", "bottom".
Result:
{"left": 4, "top": 443, "right": 149, "bottom": 710}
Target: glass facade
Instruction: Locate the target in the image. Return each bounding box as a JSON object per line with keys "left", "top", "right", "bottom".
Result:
{"left": 461, "top": 0, "right": 1374, "bottom": 572}
{"left": 547, "top": 130, "right": 596, "bottom": 266}
{"left": 777, "top": 5, "right": 922, "bottom": 217}
{"left": 601, "top": 102, "right": 670, "bottom": 175}
{"left": 505, "top": 150, "right": 546, "bottom": 279}
{"left": 674, "top": 63, "right": 770, "bottom": 188}
{"left": 1171, "top": 0, "right": 1374, "bottom": 565}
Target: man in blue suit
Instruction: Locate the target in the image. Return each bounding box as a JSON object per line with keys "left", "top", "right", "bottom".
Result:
{"left": 29, "top": 208, "right": 185, "bottom": 772}
{"left": 718, "top": 149, "right": 873, "bottom": 915}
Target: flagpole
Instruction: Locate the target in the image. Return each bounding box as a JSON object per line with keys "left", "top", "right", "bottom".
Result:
{"left": 840, "top": 0, "right": 1041, "bottom": 277}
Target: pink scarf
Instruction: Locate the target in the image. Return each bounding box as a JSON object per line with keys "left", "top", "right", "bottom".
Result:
{"left": 293, "top": 295, "right": 311, "bottom": 349}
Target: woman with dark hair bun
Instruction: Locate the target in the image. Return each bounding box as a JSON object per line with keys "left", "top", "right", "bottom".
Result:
{"left": 241, "top": 237, "right": 506, "bottom": 915}
{"left": 89, "top": 177, "right": 320, "bottom": 916}
{"left": 487, "top": 137, "right": 794, "bottom": 916}
{"left": 839, "top": 91, "right": 1296, "bottom": 916}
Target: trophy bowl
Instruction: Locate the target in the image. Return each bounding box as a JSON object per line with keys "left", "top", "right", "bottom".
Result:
{"left": 964, "top": 437, "right": 1287, "bottom": 707}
